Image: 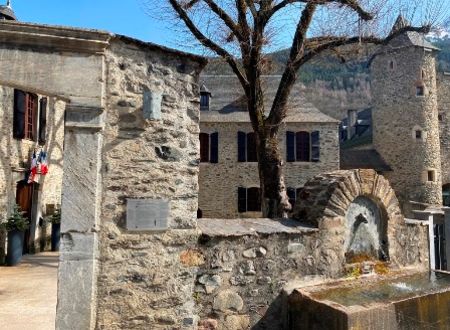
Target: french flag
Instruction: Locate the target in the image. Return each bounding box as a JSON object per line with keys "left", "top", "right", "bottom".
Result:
{"left": 28, "top": 152, "right": 38, "bottom": 184}
{"left": 39, "top": 151, "right": 49, "bottom": 175}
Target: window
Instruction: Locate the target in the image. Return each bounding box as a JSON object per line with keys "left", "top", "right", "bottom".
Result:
{"left": 13, "top": 89, "right": 38, "bottom": 141}
{"left": 199, "top": 132, "right": 219, "bottom": 163}
{"left": 443, "top": 184, "right": 450, "bottom": 207}
{"left": 286, "top": 131, "right": 320, "bottom": 162}
{"left": 287, "top": 187, "right": 303, "bottom": 209}
{"left": 439, "top": 114, "right": 444, "bottom": 121}
{"left": 238, "top": 132, "right": 257, "bottom": 162}
{"left": 421, "top": 69, "right": 425, "bottom": 79}
{"left": 416, "top": 86, "right": 425, "bottom": 97}
{"left": 200, "top": 94, "right": 210, "bottom": 110}
{"left": 428, "top": 170, "right": 436, "bottom": 182}
{"left": 197, "top": 209, "right": 203, "bottom": 219}
{"left": 415, "top": 130, "right": 422, "bottom": 139}
{"left": 238, "top": 187, "right": 261, "bottom": 212}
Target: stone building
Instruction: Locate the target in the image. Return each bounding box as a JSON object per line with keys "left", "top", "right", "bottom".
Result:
{"left": 0, "top": 4, "right": 65, "bottom": 261}
{"left": 341, "top": 16, "right": 450, "bottom": 216}
{"left": 198, "top": 75, "right": 340, "bottom": 218}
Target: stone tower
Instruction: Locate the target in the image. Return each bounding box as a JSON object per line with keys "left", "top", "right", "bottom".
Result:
{"left": 0, "top": 1, "right": 16, "bottom": 21}
{"left": 372, "top": 16, "right": 443, "bottom": 216}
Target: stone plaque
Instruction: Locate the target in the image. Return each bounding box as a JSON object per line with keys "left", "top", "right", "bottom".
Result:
{"left": 126, "top": 199, "right": 169, "bottom": 231}
{"left": 143, "top": 91, "right": 162, "bottom": 120}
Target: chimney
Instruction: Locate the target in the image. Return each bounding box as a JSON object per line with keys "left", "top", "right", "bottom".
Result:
{"left": 347, "top": 109, "right": 357, "bottom": 140}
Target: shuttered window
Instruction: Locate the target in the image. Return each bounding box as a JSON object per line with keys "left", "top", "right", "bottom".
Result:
{"left": 199, "top": 132, "right": 219, "bottom": 163}
{"left": 246, "top": 132, "right": 257, "bottom": 162}
{"left": 237, "top": 131, "right": 257, "bottom": 162}
{"left": 296, "top": 132, "right": 310, "bottom": 162}
{"left": 200, "top": 133, "right": 209, "bottom": 162}
{"left": 286, "top": 130, "right": 320, "bottom": 162}
{"left": 311, "top": 131, "right": 320, "bottom": 162}
{"left": 38, "top": 98, "right": 48, "bottom": 145}
{"left": 237, "top": 187, "right": 261, "bottom": 212}
{"left": 14, "top": 90, "right": 38, "bottom": 141}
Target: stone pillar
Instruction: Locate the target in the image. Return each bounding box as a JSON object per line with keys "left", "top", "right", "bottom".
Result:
{"left": 56, "top": 105, "right": 104, "bottom": 330}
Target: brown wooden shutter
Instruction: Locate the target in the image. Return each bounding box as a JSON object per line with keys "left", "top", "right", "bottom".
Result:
{"left": 13, "top": 89, "right": 26, "bottom": 139}
{"left": 199, "top": 133, "right": 210, "bottom": 162}
{"left": 38, "top": 97, "right": 48, "bottom": 145}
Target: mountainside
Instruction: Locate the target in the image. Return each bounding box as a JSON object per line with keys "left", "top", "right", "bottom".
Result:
{"left": 204, "top": 36, "right": 450, "bottom": 120}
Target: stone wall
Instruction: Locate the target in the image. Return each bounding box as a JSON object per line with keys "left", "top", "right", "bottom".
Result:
{"left": 94, "top": 38, "right": 205, "bottom": 329}
{"left": 0, "top": 86, "right": 65, "bottom": 259}
{"left": 437, "top": 73, "right": 450, "bottom": 187}
{"left": 199, "top": 122, "right": 340, "bottom": 218}
{"left": 372, "top": 46, "right": 442, "bottom": 215}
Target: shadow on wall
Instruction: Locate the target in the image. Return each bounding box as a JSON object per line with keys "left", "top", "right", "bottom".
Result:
{"left": 252, "top": 292, "right": 288, "bottom": 330}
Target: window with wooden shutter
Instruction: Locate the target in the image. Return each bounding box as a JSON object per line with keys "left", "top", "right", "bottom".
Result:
{"left": 296, "top": 131, "right": 310, "bottom": 162}
{"left": 238, "top": 131, "right": 246, "bottom": 162}
{"left": 238, "top": 187, "right": 247, "bottom": 213}
{"left": 311, "top": 131, "right": 320, "bottom": 162}
{"left": 210, "top": 132, "right": 219, "bottom": 163}
{"left": 247, "top": 187, "right": 261, "bottom": 212}
{"left": 246, "top": 132, "right": 257, "bottom": 162}
{"left": 39, "top": 98, "right": 48, "bottom": 145}
{"left": 25, "top": 93, "right": 38, "bottom": 141}
{"left": 199, "top": 133, "right": 210, "bottom": 162}
{"left": 286, "top": 131, "right": 295, "bottom": 162}
{"left": 13, "top": 89, "right": 26, "bottom": 139}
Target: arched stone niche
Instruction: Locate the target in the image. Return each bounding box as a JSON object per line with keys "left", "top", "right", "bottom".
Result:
{"left": 293, "top": 169, "right": 404, "bottom": 264}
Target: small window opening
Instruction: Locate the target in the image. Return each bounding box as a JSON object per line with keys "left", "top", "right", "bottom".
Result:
{"left": 439, "top": 114, "right": 443, "bottom": 121}
{"left": 415, "top": 130, "right": 422, "bottom": 139}
{"left": 389, "top": 61, "right": 395, "bottom": 70}
{"left": 197, "top": 209, "right": 203, "bottom": 219}
{"left": 416, "top": 86, "right": 425, "bottom": 97}
{"left": 428, "top": 170, "right": 436, "bottom": 182}
{"left": 421, "top": 69, "right": 425, "bottom": 79}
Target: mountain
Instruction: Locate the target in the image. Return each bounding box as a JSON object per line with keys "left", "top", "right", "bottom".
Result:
{"left": 203, "top": 36, "right": 450, "bottom": 120}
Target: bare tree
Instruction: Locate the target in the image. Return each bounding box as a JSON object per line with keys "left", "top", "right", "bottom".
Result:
{"left": 144, "top": 0, "right": 448, "bottom": 218}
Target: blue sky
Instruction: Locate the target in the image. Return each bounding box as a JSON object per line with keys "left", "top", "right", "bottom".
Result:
{"left": 10, "top": 0, "right": 173, "bottom": 47}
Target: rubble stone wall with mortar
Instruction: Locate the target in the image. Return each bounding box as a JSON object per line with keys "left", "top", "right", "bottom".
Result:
{"left": 94, "top": 39, "right": 205, "bottom": 329}
{"left": 437, "top": 73, "right": 450, "bottom": 186}
{"left": 199, "top": 121, "right": 340, "bottom": 218}
{"left": 0, "top": 86, "right": 65, "bottom": 259}
{"left": 372, "top": 47, "right": 442, "bottom": 214}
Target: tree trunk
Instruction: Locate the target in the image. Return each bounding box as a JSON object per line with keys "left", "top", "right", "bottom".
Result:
{"left": 257, "top": 133, "right": 291, "bottom": 218}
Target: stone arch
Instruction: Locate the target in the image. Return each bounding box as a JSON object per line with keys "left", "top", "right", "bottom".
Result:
{"left": 293, "top": 169, "right": 403, "bottom": 263}
{"left": 294, "top": 169, "right": 401, "bottom": 228}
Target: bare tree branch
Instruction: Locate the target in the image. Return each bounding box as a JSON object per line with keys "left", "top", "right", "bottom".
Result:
{"left": 203, "top": 0, "right": 245, "bottom": 41}
{"left": 168, "top": 0, "right": 249, "bottom": 88}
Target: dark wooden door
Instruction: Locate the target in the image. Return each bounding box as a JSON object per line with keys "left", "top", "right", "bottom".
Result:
{"left": 16, "top": 181, "right": 34, "bottom": 254}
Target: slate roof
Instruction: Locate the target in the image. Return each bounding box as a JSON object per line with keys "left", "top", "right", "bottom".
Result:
{"left": 200, "top": 75, "right": 339, "bottom": 124}
{"left": 340, "top": 149, "right": 392, "bottom": 172}
{"left": 389, "top": 15, "right": 438, "bottom": 51}
{"left": 0, "top": 5, "right": 15, "bottom": 20}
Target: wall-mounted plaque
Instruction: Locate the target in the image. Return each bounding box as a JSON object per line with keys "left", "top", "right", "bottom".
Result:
{"left": 143, "top": 91, "right": 162, "bottom": 120}
{"left": 126, "top": 199, "right": 169, "bottom": 231}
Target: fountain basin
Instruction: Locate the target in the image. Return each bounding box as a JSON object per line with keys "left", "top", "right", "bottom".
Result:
{"left": 288, "top": 271, "right": 450, "bottom": 329}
